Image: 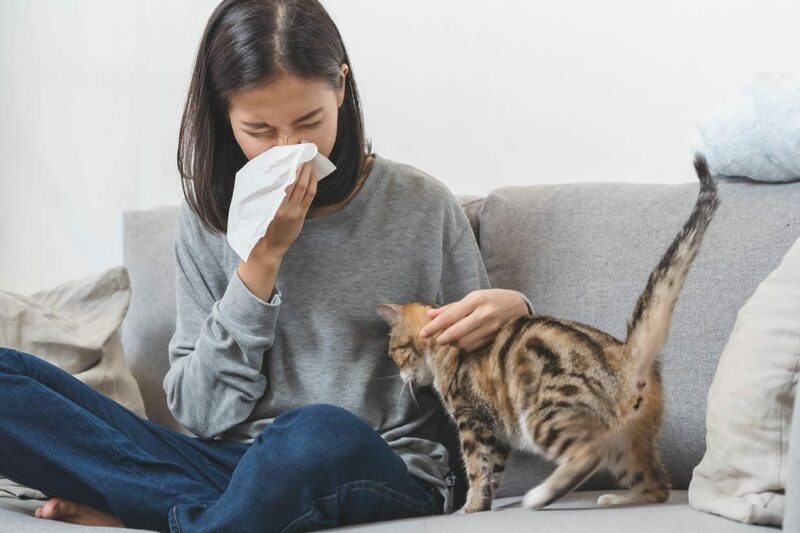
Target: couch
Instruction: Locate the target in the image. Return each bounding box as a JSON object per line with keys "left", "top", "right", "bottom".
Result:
{"left": 2, "top": 176, "right": 798, "bottom": 532}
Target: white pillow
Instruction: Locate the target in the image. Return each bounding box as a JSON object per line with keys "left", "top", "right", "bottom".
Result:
{"left": 688, "top": 235, "right": 800, "bottom": 526}
{"left": 693, "top": 72, "right": 800, "bottom": 182}
{"left": 0, "top": 265, "right": 147, "bottom": 499}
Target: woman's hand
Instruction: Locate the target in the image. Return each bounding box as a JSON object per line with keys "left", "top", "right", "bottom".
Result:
{"left": 237, "top": 161, "right": 317, "bottom": 302}
{"left": 249, "top": 161, "right": 317, "bottom": 264}
{"left": 419, "top": 289, "right": 530, "bottom": 352}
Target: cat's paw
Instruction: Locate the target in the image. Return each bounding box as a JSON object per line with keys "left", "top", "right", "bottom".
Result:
{"left": 521, "top": 485, "right": 552, "bottom": 510}
{"left": 455, "top": 503, "right": 488, "bottom": 514}
{"left": 597, "top": 493, "right": 622, "bottom": 507}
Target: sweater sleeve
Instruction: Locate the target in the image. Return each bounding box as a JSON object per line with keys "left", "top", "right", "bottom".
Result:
{"left": 163, "top": 204, "right": 281, "bottom": 439}
{"left": 438, "top": 208, "right": 492, "bottom": 303}
{"left": 438, "top": 206, "right": 535, "bottom": 315}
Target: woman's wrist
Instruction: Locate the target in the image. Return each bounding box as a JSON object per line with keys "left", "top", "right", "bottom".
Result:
{"left": 237, "top": 252, "right": 282, "bottom": 303}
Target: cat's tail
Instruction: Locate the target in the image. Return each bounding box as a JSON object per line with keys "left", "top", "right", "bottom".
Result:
{"left": 624, "top": 154, "right": 719, "bottom": 386}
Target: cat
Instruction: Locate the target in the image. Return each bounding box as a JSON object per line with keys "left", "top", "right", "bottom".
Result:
{"left": 376, "top": 155, "right": 719, "bottom": 514}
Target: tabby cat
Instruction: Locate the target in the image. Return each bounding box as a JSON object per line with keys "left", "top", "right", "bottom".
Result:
{"left": 376, "top": 155, "right": 719, "bottom": 513}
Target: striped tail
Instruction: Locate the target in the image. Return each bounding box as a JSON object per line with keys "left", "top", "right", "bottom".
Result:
{"left": 625, "top": 154, "right": 719, "bottom": 383}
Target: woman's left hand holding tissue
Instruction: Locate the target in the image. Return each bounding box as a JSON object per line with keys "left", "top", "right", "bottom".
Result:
{"left": 256, "top": 160, "right": 317, "bottom": 258}
{"left": 237, "top": 161, "right": 317, "bottom": 302}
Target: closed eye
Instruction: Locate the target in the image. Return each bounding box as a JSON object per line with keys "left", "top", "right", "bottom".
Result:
{"left": 248, "top": 120, "right": 321, "bottom": 138}
{"left": 395, "top": 351, "right": 410, "bottom": 366}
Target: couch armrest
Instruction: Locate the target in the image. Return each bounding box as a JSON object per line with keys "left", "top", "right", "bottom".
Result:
{"left": 785, "top": 386, "right": 800, "bottom": 529}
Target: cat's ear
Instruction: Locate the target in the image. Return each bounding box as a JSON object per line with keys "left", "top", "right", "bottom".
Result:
{"left": 376, "top": 304, "right": 402, "bottom": 327}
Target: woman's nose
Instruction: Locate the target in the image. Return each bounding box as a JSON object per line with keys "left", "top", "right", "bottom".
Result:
{"left": 278, "top": 133, "right": 296, "bottom": 146}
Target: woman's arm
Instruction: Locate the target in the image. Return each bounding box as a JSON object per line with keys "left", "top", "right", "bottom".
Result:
{"left": 163, "top": 203, "right": 281, "bottom": 439}
{"left": 164, "top": 163, "right": 317, "bottom": 439}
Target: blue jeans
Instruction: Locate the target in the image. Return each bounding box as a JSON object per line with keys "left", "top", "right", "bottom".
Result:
{"left": 0, "top": 348, "right": 445, "bottom": 532}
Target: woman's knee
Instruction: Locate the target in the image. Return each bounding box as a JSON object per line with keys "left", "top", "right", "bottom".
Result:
{"left": 263, "top": 404, "right": 392, "bottom": 470}
{"left": 0, "top": 347, "right": 32, "bottom": 375}
{"left": 276, "top": 404, "right": 375, "bottom": 438}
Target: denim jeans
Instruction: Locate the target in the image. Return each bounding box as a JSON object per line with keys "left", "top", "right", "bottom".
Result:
{"left": 0, "top": 347, "right": 445, "bottom": 532}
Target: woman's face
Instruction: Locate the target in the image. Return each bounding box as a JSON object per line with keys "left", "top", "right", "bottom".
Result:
{"left": 227, "top": 65, "right": 348, "bottom": 160}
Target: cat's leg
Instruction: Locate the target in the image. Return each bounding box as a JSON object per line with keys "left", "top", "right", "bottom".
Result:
{"left": 521, "top": 443, "right": 601, "bottom": 510}
{"left": 597, "top": 426, "right": 670, "bottom": 506}
{"left": 491, "top": 439, "right": 510, "bottom": 495}
{"left": 454, "top": 410, "right": 497, "bottom": 514}
{"left": 520, "top": 409, "right": 605, "bottom": 510}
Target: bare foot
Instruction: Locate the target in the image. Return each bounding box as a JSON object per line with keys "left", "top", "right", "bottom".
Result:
{"left": 34, "top": 497, "right": 124, "bottom": 527}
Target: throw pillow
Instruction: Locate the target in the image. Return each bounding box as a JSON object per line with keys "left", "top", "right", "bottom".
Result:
{"left": 688, "top": 235, "right": 800, "bottom": 525}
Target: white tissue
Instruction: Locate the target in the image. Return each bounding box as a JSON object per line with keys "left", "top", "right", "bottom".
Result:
{"left": 227, "top": 142, "right": 336, "bottom": 262}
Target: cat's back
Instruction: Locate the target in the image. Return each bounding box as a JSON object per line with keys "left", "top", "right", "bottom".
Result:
{"left": 487, "top": 314, "right": 626, "bottom": 428}
{"left": 502, "top": 314, "right": 624, "bottom": 371}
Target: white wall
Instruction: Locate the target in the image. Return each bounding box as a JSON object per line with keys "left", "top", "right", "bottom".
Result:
{"left": 1, "top": 0, "right": 798, "bottom": 292}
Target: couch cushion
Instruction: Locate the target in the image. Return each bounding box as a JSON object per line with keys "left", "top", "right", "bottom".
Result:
{"left": 321, "top": 490, "right": 774, "bottom": 533}
{"left": 0, "top": 491, "right": 773, "bottom": 533}
{"left": 0, "top": 498, "right": 153, "bottom": 532}
{"left": 479, "top": 178, "right": 800, "bottom": 495}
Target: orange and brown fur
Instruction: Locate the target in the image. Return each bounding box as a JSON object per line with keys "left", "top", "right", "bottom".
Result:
{"left": 377, "top": 155, "right": 719, "bottom": 513}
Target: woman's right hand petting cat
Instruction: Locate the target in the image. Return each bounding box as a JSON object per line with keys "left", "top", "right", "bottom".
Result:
{"left": 238, "top": 161, "right": 317, "bottom": 302}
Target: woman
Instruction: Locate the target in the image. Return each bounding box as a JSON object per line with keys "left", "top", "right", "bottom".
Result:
{"left": 1, "top": 0, "right": 532, "bottom": 531}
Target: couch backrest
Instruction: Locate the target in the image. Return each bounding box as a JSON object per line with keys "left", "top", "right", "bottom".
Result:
{"left": 121, "top": 205, "right": 185, "bottom": 434}
{"left": 121, "top": 179, "right": 800, "bottom": 494}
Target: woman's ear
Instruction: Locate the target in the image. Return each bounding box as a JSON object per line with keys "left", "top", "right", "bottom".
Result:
{"left": 337, "top": 63, "right": 350, "bottom": 108}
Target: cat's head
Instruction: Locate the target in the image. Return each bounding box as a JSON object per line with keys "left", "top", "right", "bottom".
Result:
{"left": 376, "top": 303, "right": 437, "bottom": 388}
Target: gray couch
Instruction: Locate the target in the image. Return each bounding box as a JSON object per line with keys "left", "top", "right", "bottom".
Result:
{"left": 2, "top": 177, "right": 798, "bottom": 532}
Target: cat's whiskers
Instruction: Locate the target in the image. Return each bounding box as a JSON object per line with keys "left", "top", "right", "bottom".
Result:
{"left": 372, "top": 373, "right": 402, "bottom": 382}
{"left": 407, "top": 382, "right": 420, "bottom": 409}
{"left": 395, "top": 380, "right": 408, "bottom": 410}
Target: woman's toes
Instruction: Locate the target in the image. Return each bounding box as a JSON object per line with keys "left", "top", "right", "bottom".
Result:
{"left": 39, "top": 497, "right": 64, "bottom": 519}
{"left": 34, "top": 497, "right": 123, "bottom": 527}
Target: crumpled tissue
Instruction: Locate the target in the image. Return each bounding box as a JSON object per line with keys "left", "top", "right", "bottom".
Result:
{"left": 227, "top": 142, "right": 336, "bottom": 262}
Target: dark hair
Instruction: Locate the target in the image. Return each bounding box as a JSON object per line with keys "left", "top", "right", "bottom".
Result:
{"left": 177, "top": 0, "right": 371, "bottom": 235}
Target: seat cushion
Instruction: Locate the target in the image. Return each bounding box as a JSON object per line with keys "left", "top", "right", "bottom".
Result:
{"left": 1, "top": 491, "right": 771, "bottom": 533}
{"left": 0, "top": 498, "right": 154, "bottom": 532}
{"left": 337, "top": 490, "right": 772, "bottom": 532}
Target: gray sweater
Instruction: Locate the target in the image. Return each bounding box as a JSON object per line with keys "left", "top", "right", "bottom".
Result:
{"left": 164, "top": 154, "right": 529, "bottom": 514}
